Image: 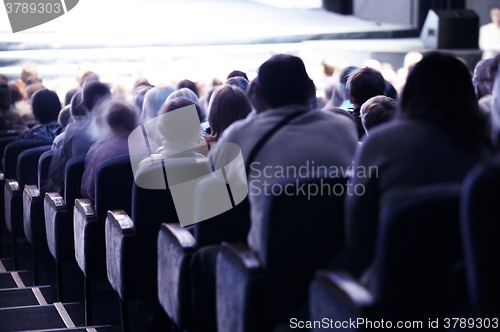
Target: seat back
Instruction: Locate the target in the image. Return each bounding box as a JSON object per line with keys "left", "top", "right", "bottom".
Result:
{"left": 260, "top": 174, "right": 346, "bottom": 281}
{"left": 83, "top": 155, "right": 134, "bottom": 277}
{"left": 374, "top": 183, "right": 465, "bottom": 320}
{"left": 3, "top": 139, "right": 52, "bottom": 179}
{"left": 0, "top": 136, "right": 18, "bottom": 172}
{"left": 95, "top": 155, "right": 134, "bottom": 221}
{"left": 38, "top": 150, "right": 54, "bottom": 193}
{"left": 194, "top": 196, "right": 250, "bottom": 246}
{"left": 64, "top": 154, "right": 86, "bottom": 213}
{"left": 461, "top": 160, "right": 500, "bottom": 316}
{"left": 133, "top": 157, "right": 209, "bottom": 297}
{"left": 17, "top": 145, "right": 52, "bottom": 188}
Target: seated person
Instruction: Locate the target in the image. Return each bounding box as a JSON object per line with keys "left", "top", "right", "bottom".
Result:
{"left": 81, "top": 100, "right": 137, "bottom": 201}
{"left": 345, "top": 52, "right": 491, "bottom": 277}
{"left": 49, "top": 82, "right": 110, "bottom": 188}
{"left": 198, "top": 84, "right": 252, "bottom": 155}
{"left": 360, "top": 95, "right": 397, "bottom": 135}
{"left": 17, "top": 89, "right": 61, "bottom": 141}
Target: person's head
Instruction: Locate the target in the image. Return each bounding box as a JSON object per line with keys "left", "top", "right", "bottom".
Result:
{"left": 31, "top": 89, "right": 61, "bottom": 124}
{"left": 80, "top": 71, "right": 99, "bottom": 87}
{"left": 24, "top": 82, "right": 45, "bottom": 101}
{"left": 58, "top": 105, "right": 71, "bottom": 129}
{"left": 225, "top": 76, "right": 250, "bottom": 93}
{"left": 82, "top": 81, "right": 111, "bottom": 111}
{"left": 491, "top": 7, "right": 500, "bottom": 27}
{"left": 346, "top": 67, "right": 386, "bottom": 107}
{"left": 400, "top": 51, "right": 488, "bottom": 149}
{"left": 133, "top": 83, "right": 153, "bottom": 111}
{"left": 107, "top": 101, "right": 138, "bottom": 136}
{"left": 166, "top": 87, "right": 200, "bottom": 105}
{"left": 141, "top": 85, "right": 175, "bottom": 122}
{"left": 360, "top": 96, "right": 397, "bottom": 134}
{"left": 177, "top": 79, "right": 198, "bottom": 97}
{"left": 251, "top": 54, "right": 314, "bottom": 110}
{"left": 158, "top": 97, "right": 202, "bottom": 144}
{"left": 20, "top": 63, "right": 39, "bottom": 83}
{"left": 8, "top": 82, "right": 22, "bottom": 104}
{"left": 65, "top": 88, "right": 79, "bottom": 106}
{"left": 473, "top": 58, "right": 496, "bottom": 99}
{"left": 70, "top": 91, "right": 86, "bottom": 117}
{"left": 321, "top": 57, "right": 335, "bottom": 77}
{"left": 208, "top": 84, "right": 252, "bottom": 140}
{"left": 0, "top": 78, "right": 10, "bottom": 112}
{"left": 227, "top": 70, "right": 249, "bottom": 81}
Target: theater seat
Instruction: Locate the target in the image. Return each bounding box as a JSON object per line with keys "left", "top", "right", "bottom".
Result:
{"left": 23, "top": 150, "right": 53, "bottom": 285}
{"left": 73, "top": 155, "right": 133, "bottom": 325}
{"left": 3, "top": 140, "right": 52, "bottom": 269}
{"left": 309, "top": 183, "right": 466, "bottom": 330}
{"left": 461, "top": 160, "right": 500, "bottom": 316}
{"left": 44, "top": 154, "right": 86, "bottom": 301}
{"left": 216, "top": 174, "right": 347, "bottom": 332}
{"left": 157, "top": 196, "right": 250, "bottom": 330}
{"left": 105, "top": 157, "right": 210, "bottom": 330}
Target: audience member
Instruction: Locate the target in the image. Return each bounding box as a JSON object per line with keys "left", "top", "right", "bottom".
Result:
{"left": 0, "top": 78, "right": 27, "bottom": 130}
{"left": 227, "top": 70, "right": 249, "bottom": 81}
{"left": 17, "top": 89, "right": 61, "bottom": 141}
{"left": 360, "top": 95, "right": 397, "bottom": 135}
{"left": 81, "top": 100, "right": 137, "bottom": 201}
{"left": 331, "top": 66, "right": 357, "bottom": 109}
{"left": 198, "top": 84, "right": 252, "bottom": 155}
{"left": 345, "top": 52, "right": 491, "bottom": 277}
{"left": 346, "top": 67, "right": 386, "bottom": 139}
{"left": 177, "top": 79, "right": 199, "bottom": 97}
{"left": 225, "top": 76, "right": 250, "bottom": 93}
{"left": 190, "top": 54, "right": 358, "bottom": 332}
{"left": 49, "top": 82, "right": 110, "bottom": 188}
{"left": 52, "top": 105, "right": 71, "bottom": 149}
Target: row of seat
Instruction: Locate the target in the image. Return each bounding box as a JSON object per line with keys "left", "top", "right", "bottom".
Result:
{"left": 0, "top": 137, "right": 498, "bottom": 331}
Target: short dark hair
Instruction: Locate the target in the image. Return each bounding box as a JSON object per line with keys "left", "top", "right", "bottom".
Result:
{"left": 255, "top": 54, "right": 312, "bottom": 108}
{"left": 360, "top": 96, "right": 396, "bottom": 133}
{"left": 31, "top": 89, "right": 61, "bottom": 124}
{"left": 227, "top": 70, "right": 249, "bottom": 81}
{"left": 208, "top": 85, "right": 252, "bottom": 140}
{"left": 58, "top": 105, "right": 71, "bottom": 129}
{"left": 346, "top": 67, "right": 386, "bottom": 106}
{"left": 107, "top": 101, "right": 137, "bottom": 135}
{"left": 70, "top": 91, "right": 86, "bottom": 117}
{"left": 83, "top": 81, "right": 110, "bottom": 111}
{"left": 177, "top": 79, "right": 199, "bottom": 97}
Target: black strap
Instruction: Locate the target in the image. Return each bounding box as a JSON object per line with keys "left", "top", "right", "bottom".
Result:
{"left": 245, "top": 110, "right": 307, "bottom": 177}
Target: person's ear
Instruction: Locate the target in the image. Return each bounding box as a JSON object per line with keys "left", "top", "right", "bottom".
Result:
{"left": 349, "top": 92, "right": 356, "bottom": 104}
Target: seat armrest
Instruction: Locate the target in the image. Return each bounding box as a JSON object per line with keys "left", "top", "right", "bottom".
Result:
{"left": 75, "top": 198, "right": 96, "bottom": 219}
{"left": 220, "top": 242, "right": 263, "bottom": 273}
{"left": 45, "top": 192, "right": 66, "bottom": 209}
{"left": 314, "top": 270, "right": 374, "bottom": 312}
{"left": 5, "top": 179, "right": 20, "bottom": 192}
{"left": 107, "top": 210, "right": 135, "bottom": 234}
{"left": 24, "top": 185, "right": 41, "bottom": 200}
{"left": 162, "top": 223, "right": 197, "bottom": 250}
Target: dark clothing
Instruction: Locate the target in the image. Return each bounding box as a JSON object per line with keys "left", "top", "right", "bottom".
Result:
{"left": 17, "top": 122, "right": 60, "bottom": 141}
{"left": 350, "top": 107, "right": 365, "bottom": 140}
{"left": 345, "top": 119, "right": 489, "bottom": 275}
{"left": 80, "top": 135, "right": 130, "bottom": 201}
{"left": 49, "top": 117, "right": 94, "bottom": 186}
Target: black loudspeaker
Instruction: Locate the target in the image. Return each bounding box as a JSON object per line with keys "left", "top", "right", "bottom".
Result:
{"left": 420, "top": 9, "right": 479, "bottom": 49}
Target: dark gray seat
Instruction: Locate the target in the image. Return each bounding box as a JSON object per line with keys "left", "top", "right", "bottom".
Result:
{"left": 216, "top": 173, "right": 347, "bottom": 332}
{"left": 309, "top": 183, "right": 466, "bottom": 330}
